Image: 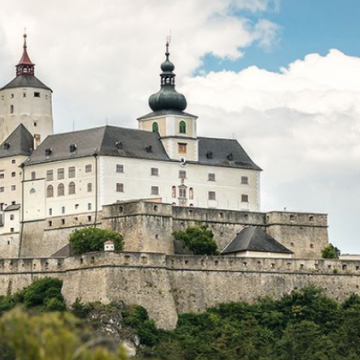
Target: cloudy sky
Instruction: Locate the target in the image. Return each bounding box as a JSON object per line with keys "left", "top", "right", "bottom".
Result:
{"left": 0, "top": 0, "right": 359, "bottom": 252}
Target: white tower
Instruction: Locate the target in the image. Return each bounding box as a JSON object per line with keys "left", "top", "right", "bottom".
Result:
{"left": 0, "top": 33, "right": 53, "bottom": 146}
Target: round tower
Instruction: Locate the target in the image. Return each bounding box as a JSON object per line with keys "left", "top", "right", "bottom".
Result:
{"left": 0, "top": 33, "right": 53, "bottom": 147}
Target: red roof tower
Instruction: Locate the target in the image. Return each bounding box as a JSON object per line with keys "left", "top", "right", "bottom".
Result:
{"left": 16, "top": 33, "right": 35, "bottom": 76}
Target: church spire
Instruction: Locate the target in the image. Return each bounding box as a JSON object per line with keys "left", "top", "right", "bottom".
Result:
{"left": 16, "top": 33, "right": 35, "bottom": 76}
{"left": 148, "top": 41, "right": 187, "bottom": 112}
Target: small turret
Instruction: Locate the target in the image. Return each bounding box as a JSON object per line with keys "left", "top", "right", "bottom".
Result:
{"left": 16, "top": 33, "right": 35, "bottom": 76}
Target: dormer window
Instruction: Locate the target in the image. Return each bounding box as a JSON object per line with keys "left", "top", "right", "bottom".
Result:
{"left": 206, "top": 151, "right": 213, "bottom": 159}
{"left": 116, "top": 141, "right": 123, "bottom": 150}
{"left": 69, "top": 144, "right": 77, "bottom": 153}
{"left": 45, "top": 148, "right": 52, "bottom": 157}
{"left": 3, "top": 143, "right": 10, "bottom": 150}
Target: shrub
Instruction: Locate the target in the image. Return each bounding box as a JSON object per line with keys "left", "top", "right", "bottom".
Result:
{"left": 321, "top": 244, "right": 340, "bottom": 259}
{"left": 173, "top": 223, "right": 218, "bottom": 255}
{"left": 69, "top": 227, "right": 124, "bottom": 255}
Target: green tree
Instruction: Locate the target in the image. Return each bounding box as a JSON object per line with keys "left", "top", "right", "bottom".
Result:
{"left": 69, "top": 227, "right": 123, "bottom": 255}
{"left": 321, "top": 243, "right": 340, "bottom": 259}
{"left": 173, "top": 223, "right": 218, "bottom": 255}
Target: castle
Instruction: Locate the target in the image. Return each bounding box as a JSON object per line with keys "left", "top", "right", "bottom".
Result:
{"left": 1, "top": 34, "right": 357, "bottom": 330}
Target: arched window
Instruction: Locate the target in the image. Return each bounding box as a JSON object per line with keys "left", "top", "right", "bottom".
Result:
{"left": 69, "top": 182, "right": 76, "bottom": 195}
{"left": 172, "top": 186, "right": 176, "bottom": 198}
{"left": 47, "top": 185, "right": 54, "bottom": 198}
{"left": 57, "top": 183, "right": 65, "bottom": 196}
{"left": 30, "top": 188, "right": 36, "bottom": 194}
{"left": 152, "top": 122, "right": 159, "bottom": 133}
{"left": 179, "top": 121, "right": 186, "bottom": 134}
{"left": 189, "top": 187, "right": 194, "bottom": 200}
{"left": 10, "top": 105, "right": 14, "bottom": 114}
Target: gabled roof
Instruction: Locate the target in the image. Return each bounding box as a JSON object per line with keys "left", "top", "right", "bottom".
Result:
{"left": 25, "top": 125, "right": 170, "bottom": 165}
{"left": 0, "top": 74, "right": 52, "bottom": 91}
{"left": 198, "top": 137, "right": 261, "bottom": 171}
{"left": 0, "top": 124, "right": 33, "bottom": 159}
{"left": 222, "top": 227, "right": 293, "bottom": 255}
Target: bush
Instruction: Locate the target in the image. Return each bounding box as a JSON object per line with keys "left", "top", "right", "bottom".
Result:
{"left": 173, "top": 223, "right": 218, "bottom": 255}
{"left": 321, "top": 244, "right": 340, "bottom": 259}
{"left": 69, "top": 227, "right": 124, "bottom": 255}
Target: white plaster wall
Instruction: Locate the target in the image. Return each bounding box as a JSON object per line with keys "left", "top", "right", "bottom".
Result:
{"left": 0, "top": 87, "right": 53, "bottom": 144}
{"left": 100, "top": 156, "right": 260, "bottom": 211}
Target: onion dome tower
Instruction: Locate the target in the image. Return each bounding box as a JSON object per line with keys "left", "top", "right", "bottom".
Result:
{"left": 138, "top": 41, "right": 198, "bottom": 162}
{"left": 0, "top": 33, "right": 53, "bottom": 146}
{"left": 148, "top": 42, "right": 187, "bottom": 112}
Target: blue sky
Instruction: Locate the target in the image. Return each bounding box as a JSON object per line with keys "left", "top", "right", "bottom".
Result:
{"left": 202, "top": 0, "right": 360, "bottom": 73}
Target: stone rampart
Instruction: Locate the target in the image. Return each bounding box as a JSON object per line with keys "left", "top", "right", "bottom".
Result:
{"left": 0, "top": 252, "right": 359, "bottom": 329}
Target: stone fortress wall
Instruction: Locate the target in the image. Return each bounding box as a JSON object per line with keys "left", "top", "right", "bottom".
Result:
{"left": 0, "top": 251, "right": 360, "bottom": 330}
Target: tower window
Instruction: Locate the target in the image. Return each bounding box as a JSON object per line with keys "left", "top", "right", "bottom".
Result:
{"left": 179, "top": 170, "right": 186, "bottom": 179}
{"left": 179, "top": 121, "right": 186, "bottom": 134}
{"left": 241, "top": 194, "right": 249, "bottom": 203}
{"left": 11, "top": 94, "right": 14, "bottom": 98}
{"left": 179, "top": 186, "right": 187, "bottom": 199}
{"left": 88, "top": 203, "right": 92, "bottom": 211}
{"left": 23, "top": 93, "right": 26, "bottom": 98}
{"left": 10, "top": 105, "right": 14, "bottom": 114}
{"left": 34, "top": 92, "right": 40, "bottom": 98}
{"left": 30, "top": 188, "right": 36, "bottom": 194}
{"left": 11, "top": 159, "right": 16, "bottom": 164}
{"left": 208, "top": 173, "right": 215, "bottom": 181}
{"left": 116, "top": 164, "right": 124, "bottom": 173}
{"left": 87, "top": 183, "right": 92, "bottom": 192}
{"left": 172, "top": 186, "right": 176, "bottom": 198}
{"left": 33, "top": 121, "right": 37, "bottom": 127}
{"left": 189, "top": 187, "right": 194, "bottom": 200}
{"left": 11, "top": 172, "right": 16, "bottom": 177}
{"left": 151, "top": 168, "right": 159, "bottom": 176}
{"left": 241, "top": 176, "right": 249, "bottom": 184}
{"left": 152, "top": 122, "right": 159, "bottom": 133}
{"left": 11, "top": 185, "right": 16, "bottom": 191}
{"left": 178, "top": 143, "right": 187, "bottom": 154}
{"left": 116, "top": 183, "right": 124, "bottom": 192}
{"left": 31, "top": 171, "right": 36, "bottom": 180}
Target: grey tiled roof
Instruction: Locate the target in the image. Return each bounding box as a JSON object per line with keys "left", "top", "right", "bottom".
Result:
{"left": 4, "top": 204, "right": 21, "bottom": 211}
{"left": 51, "top": 244, "right": 70, "bottom": 258}
{"left": 0, "top": 74, "right": 52, "bottom": 91}
{"left": 222, "top": 226, "right": 293, "bottom": 255}
{"left": 198, "top": 137, "right": 261, "bottom": 171}
{"left": 25, "top": 125, "right": 170, "bottom": 165}
{"left": 0, "top": 124, "right": 34, "bottom": 159}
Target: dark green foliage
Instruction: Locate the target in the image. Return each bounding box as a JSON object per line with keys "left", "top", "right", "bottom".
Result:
{"left": 321, "top": 243, "right": 340, "bottom": 258}
{"left": 138, "top": 287, "right": 360, "bottom": 360}
{"left": 173, "top": 223, "right": 218, "bottom": 255}
{"left": 69, "top": 227, "right": 124, "bottom": 255}
{"left": 0, "top": 278, "right": 65, "bottom": 315}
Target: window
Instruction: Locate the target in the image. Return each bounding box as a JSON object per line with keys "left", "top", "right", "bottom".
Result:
{"left": 179, "top": 187, "right": 187, "bottom": 198}
{"left": 31, "top": 171, "right": 36, "bottom": 180}
{"left": 241, "top": 176, "right": 249, "bottom": 185}
{"left": 88, "top": 203, "right": 92, "bottom": 211}
{"left": 152, "top": 122, "right": 159, "bottom": 132}
{"left": 57, "top": 168, "right": 64, "bottom": 180}
{"left": 46, "top": 170, "right": 53, "bottom": 181}
{"left": 11, "top": 172, "right": 15, "bottom": 177}
{"left": 23, "top": 93, "right": 27, "bottom": 98}
{"left": 61, "top": 207, "right": 65, "bottom": 215}
{"left": 11, "top": 185, "right": 16, "bottom": 191}
{"left": 87, "top": 183, "right": 93, "bottom": 192}
{"left": 151, "top": 168, "right": 159, "bottom": 176}
{"left": 10, "top": 215, "right": 14, "bottom": 221}
{"left": 10, "top": 105, "right": 14, "bottom": 114}
{"left": 0, "top": 173, "right": 4, "bottom": 179}
{"left": 178, "top": 143, "right": 187, "bottom": 154}
{"left": 58, "top": 183, "right": 65, "bottom": 196}
{"left": 208, "top": 191, "right": 216, "bottom": 200}
{"left": 85, "top": 164, "right": 92, "bottom": 173}
{"left": 10, "top": 228, "right": 14, "bottom": 233}
{"left": 151, "top": 186, "right": 159, "bottom": 195}
{"left": 172, "top": 186, "right": 176, "bottom": 198}
{"left": 30, "top": 188, "right": 36, "bottom": 194}
{"left": 33, "top": 121, "right": 37, "bottom": 127}
{"left": 116, "top": 164, "right": 124, "bottom": 173}
{"left": 34, "top": 92, "right": 40, "bottom": 98}
{"left": 116, "top": 183, "right": 124, "bottom": 192}
{"left": 69, "top": 182, "right": 76, "bottom": 195}
{"left": 179, "top": 170, "right": 186, "bottom": 179}
{"left": 241, "top": 194, "right": 249, "bottom": 203}
{"left": 47, "top": 185, "right": 54, "bottom": 198}
{"left": 0, "top": 187, "right": 4, "bottom": 193}
{"left": 68, "top": 166, "right": 76, "bottom": 178}
{"left": 49, "top": 208, "right": 52, "bottom": 216}
{"left": 208, "top": 173, "right": 215, "bottom": 181}
{"left": 11, "top": 159, "right": 16, "bottom": 164}
{"left": 189, "top": 187, "right": 194, "bottom": 200}
{"left": 179, "top": 121, "right": 186, "bottom": 134}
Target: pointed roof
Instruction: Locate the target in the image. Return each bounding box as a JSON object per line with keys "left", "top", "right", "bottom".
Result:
{"left": 222, "top": 227, "right": 293, "bottom": 255}
{"left": 0, "top": 124, "right": 33, "bottom": 159}
{"left": 0, "top": 33, "right": 52, "bottom": 92}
